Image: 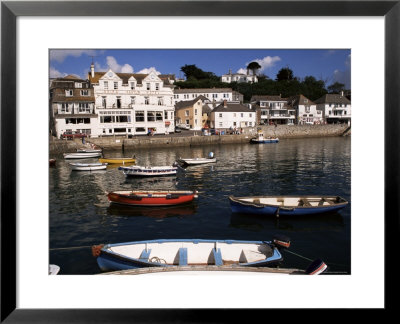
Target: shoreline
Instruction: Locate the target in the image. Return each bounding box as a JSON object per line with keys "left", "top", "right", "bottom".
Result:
{"left": 49, "top": 124, "right": 351, "bottom": 155}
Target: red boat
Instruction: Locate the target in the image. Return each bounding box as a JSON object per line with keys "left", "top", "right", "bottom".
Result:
{"left": 107, "top": 190, "right": 198, "bottom": 207}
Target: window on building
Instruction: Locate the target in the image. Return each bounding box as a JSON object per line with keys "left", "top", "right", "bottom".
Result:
{"left": 114, "top": 82, "right": 118, "bottom": 90}
{"left": 164, "top": 111, "right": 168, "bottom": 119}
{"left": 158, "top": 97, "right": 163, "bottom": 105}
{"left": 145, "top": 97, "right": 150, "bottom": 105}
{"left": 65, "top": 90, "right": 73, "bottom": 96}
{"left": 146, "top": 83, "right": 150, "bottom": 90}
{"left": 135, "top": 111, "right": 145, "bottom": 122}
{"left": 136, "top": 127, "right": 146, "bottom": 132}
{"left": 116, "top": 97, "right": 121, "bottom": 108}
{"left": 219, "top": 113, "right": 222, "bottom": 118}
{"left": 147, "top": 111, "right": 155, "bottom": 122}
{"left": 104, "top": 81, "right": 108, "bottom": 90}
{"left": 102, "top": 97, "right": 106, "bottom": 108}
{"left": 155, "top": 83, "right": 160, "bottom": 91}
{"left": 78, "top": 103, "right": 90, "bottom": 113}
{"left": 156, "top": 111, "right": 163, "bottom": 121}
{"left": 233, "top": 122, "right": 237, "bottom": 126}
{"left": 185, "top": 110, "right": 190, "bottom": 117}
{"left": 249, "top": 122, "right": 252, "bottom": 126}
{"left": 130, "top": 96, "right": 136, "bottom": 105}
{"left": 195, "top": 109, "right": 197, "bottom": 115}
{"left": 75, "top": 82, "right": 82, "bottom": 88}
{"left": 219, "top": 122, "right": 223, "bottom": 127}
{"left": 100, "top": 116, "right": 113, "bottom": 123}
{"left": 186, "top": 119, "right": 190, "bottom": 125}
{"left": 61, "top": 103, "right": 69, "bottom": 113}
{"left": 241, "top": 113, "right": 243, "bottom": 117}
{"left": 115, "top": 116, "right": 129, "bottom": 123}
{"left": 80, "top": 90, "right": 89, "bottom": 96}
{"left": 130, "top": 82, "right": 135, "bottom": 89}
{"left": 249, "top": 113, "right": 252, "bottom": 117}
{"left": 305, "top": 106, "right": 310, "bottom": 113}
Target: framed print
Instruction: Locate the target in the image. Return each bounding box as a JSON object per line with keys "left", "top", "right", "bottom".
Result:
{"left": 1, "top": 0, "right": 398, "bottom": 322}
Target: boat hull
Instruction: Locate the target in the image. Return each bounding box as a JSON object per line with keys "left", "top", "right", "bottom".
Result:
{"left": 119, "top": 166, "right": 177, "bottom": 177}
{"left": 94, "top": 239, "right": 283, "bottom": 272}
{"left": 108, "top": 191, "right": 197, "bottom": 206}
{"left": 99, "top": 158, "right": 136, "bottom": 164}
{"left": 178, "top": 158, "right": 217, "bottom": 165}
{"left": 229, "top": 196, "right": 348, "bottom": 216}
{"left": 70, "top": 163, "right": 107, "bottom": 171}
{"left": 250, "top": 138, "right": 279, "bottom": 144}
{"left": 63, "top": 152, "right": 102, "bottom": 159}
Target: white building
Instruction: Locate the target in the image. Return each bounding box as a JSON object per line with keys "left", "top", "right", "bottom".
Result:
{"left": 287, "top": 94, "right": 323, "bottom": 125}
{"left": 221, "top": 69, "right": 258, "bottom": 84}
{"left": 314, "top": 93, "right": 351, "bottom": 124}
{"left": 251, "top": 95, "right": 295, "bottom": 125}
{"left": 210, "top": 100, "right": 256, "bottom": 130}
{"left": 173, "top": 88, "right": 243, "bottom": 106}
{"left": 50, "top": 75, "right": 98, "bottom": 138}
{"left": 89, "top": 65, "right": 175, "bottom": 136}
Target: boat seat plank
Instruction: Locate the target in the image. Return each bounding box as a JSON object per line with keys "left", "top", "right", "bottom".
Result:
{"left": 139, "top": 249, "right": 151, "bottom": 261}
{"left": 179, "top": 248, "right": 188, "bottom": 266}
{"left": 299, "top": 198, "right": 312, "bottom": 206}
{"left": 213, "top": 248, "right": 223, "bottom": 266}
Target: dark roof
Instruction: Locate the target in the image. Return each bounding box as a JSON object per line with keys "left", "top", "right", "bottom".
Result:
{"left": 287, "top": 94, "right": 315, "bottom": 106}
{"left": 314, "top": 94, "right": 351, "bottom": 104}
{"left": 213, "top": 102, "right": 253, "bottom": 113}
{"left": 250, "top": 95, "right": 287, "bottom": 102}
{"left": 88, "top": 71, "right": 174, "bottom": 86}
{"left": 175, "top": 97, "right": 203, "bottom": 110}
{"left": 174, "top": 88, "right": 232, "bottom": 94}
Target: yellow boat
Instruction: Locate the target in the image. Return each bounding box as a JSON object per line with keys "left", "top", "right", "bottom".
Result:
{"left": 98, "top": 157, "right": 136, "bottom": 164}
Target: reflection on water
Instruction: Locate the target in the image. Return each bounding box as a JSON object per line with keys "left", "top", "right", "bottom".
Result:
{"left": 50, "top": 137, "right": 351, "bottom": 274}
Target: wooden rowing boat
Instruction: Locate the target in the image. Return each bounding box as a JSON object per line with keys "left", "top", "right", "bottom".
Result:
{"left": 92, "top": 238, "right": 285, "bottom": 272}
{"left": 107, "top": 190, "right": 198, "bottom": 206}
{"left": 99, "top": 157, "right": 136, "bottom": 164}
{"left": 177, "top": 152, "right": 217, "bottom": 166}
{"left": 63, "top": 152, "right": 102, "bottom": 159}
{"left": 229, "top": 195, "right": 348, "bottom": 216}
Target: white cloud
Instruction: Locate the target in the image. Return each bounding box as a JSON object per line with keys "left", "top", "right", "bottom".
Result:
{"left": 49, "top": 66, "right": 66, "bottom": 78}
{"left": 50, "top": 50, "right": 98, "bottom": 63}
{"left": 137, "top": 67, "right": 161, "bottom": 75}
{"left": 95, "top": 56, "right": 134, "bottom": 73}
{"left": 237, "top": 56, "right": 281, "bottom": 74}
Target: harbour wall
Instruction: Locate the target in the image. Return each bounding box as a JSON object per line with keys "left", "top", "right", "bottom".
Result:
{"left": 49, "top": 124, "right": 351, "bottom": 155}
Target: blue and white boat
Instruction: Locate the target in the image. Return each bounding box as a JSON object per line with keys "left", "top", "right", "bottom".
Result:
{"left": 229, "top": 195, "right": 348, "bottom": 217}
{"left": 250, "top": 131, "right": 279, "bottom": 144}
{"left": 92, "top": 238, "right": 286, "bottom": 272}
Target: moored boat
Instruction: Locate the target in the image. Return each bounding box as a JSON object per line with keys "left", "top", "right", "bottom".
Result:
{"left": 49, "top": 264, "right": 60, "bottom": 275}
{"left": 63, "top": 152, "right": 102, "bottom": 159}
{"left": 178, "top": 152, "right": 217, "bottom": 166}
{"left": 99, "top": 157, "right": 136, "bottom": 164}
{"left": 250, "top": 131, "right": 279, "bottom": 144}
{"left": 69, "top": 162, "right": 108, "bottom": 171}
{"left": 107, "top": 190, "right": 198, "bottom": 207}
{"left": 92, "top": 238, "right": 286, "bottom": 272}
{"left": 119, "top": 165, "right": 177, "bottom": 177}
{"left": 229, "top": 195, "right": 348, "bottom": 216}
{"left": 77, "top": 143, "right": 102, "bottom": 153}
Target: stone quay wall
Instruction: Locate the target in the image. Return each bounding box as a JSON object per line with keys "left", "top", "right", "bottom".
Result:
{"left": 49, "top": 124, "right": 350, "bottom": 155}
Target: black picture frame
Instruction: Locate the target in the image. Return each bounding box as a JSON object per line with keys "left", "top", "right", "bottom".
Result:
{"left": 1, "top": 0, "right": 398, "bottom": 322}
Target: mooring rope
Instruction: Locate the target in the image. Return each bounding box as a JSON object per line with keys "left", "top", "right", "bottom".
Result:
{"left": 50, "top": 245, "right": 94, "bottom": 251}
{"left": 282, "top": 249, "right": 349, "bottom": 268}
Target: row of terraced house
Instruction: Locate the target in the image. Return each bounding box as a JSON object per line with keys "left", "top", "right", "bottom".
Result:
{"left": 49, "top": 64, "right": 351, "bottom": 138}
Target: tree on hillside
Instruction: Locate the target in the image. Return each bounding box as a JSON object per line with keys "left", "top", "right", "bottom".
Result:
{"left": 276, "top": 67, "right": 294, "bottom": 81}
{"left": 246, "top": 61, "right": 262, "bottom": 76}
{"left": 180, "top": 64, "right": 218, "bottom": 81}
{"left": 327, "top": 81, "right": 345, "bottom": 94}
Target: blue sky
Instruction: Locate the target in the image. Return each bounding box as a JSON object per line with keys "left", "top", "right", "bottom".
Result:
{"left": 50, "top": 49, "right": 351, "bottom": 89}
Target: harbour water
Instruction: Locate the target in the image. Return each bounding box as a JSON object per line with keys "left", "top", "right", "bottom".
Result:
{"left": 49, "top": 136, "right": 351, "bottom": 275}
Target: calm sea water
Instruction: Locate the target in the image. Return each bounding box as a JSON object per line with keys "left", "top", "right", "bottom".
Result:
{"left": 49, "top": 137, "right": 351, "bottom": 275}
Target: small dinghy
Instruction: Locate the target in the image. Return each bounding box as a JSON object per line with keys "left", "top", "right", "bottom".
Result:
{"left": 119, "top": 165, "right": 177, "bottom": 177}
{"left": 92, "top": 238, "right": 288, "bottom": 272}
{"left": 107, "top": 190, "right": 198, "bottom": 206}
{"left": 229, "top": 195, "right": 348, "bottom": 216}
{"left": 63, "top": 152, "right": 102, "bottom": 159}
{"left": 178, "top": 152, "right": 217, "bottom": 166}
{"left": 77, "top": 143, "right": 102, "bottom": 153}
{"left": 250, "top": 131, "right": 279, "bottom": 144}
{"left": 69, "top": 162, "right": 108, "bottom": 171}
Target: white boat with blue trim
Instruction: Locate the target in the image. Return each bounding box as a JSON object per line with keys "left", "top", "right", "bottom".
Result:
{"left": 69, "top": 162, "right": 108, "bottom": 171}
{"left": 92, "top": 238, "right": 288, "bottom": 272}
{"left": 250, "top": 131, "right": 279, "bottom": 144}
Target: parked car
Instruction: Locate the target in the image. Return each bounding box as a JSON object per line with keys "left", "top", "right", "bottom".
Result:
{"left": 174, "top": 128, "right": 182, "bottom": 133}
{"left": 176, "top": 123, "right": 190, "bottom": 130}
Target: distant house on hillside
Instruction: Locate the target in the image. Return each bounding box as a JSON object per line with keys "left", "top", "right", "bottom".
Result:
{"left": 314, "top": 93, "right": 351, "bottom": 124}
{"left": 250, "top": 95, "right": 295, "bottom": 125}
{"left": 173, "top": 88, "right": 243, "bottom": 107}
{"left": 221, "top": 69, "right": 258, "bottom": 84}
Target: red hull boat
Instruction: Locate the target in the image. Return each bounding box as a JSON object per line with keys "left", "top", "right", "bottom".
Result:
{"left": 107, "top": 190, "right": 198, "bottom": 206}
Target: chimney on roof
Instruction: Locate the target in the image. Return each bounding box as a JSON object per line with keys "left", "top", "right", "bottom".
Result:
{"left": 223, "top": 100, "right": 227, "bottom": 108}
{"left": 90, "top": 62, "right": 95, "bottom": 78}
{"left": 340, "top": 91, "right": 344, "bottom": 97}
